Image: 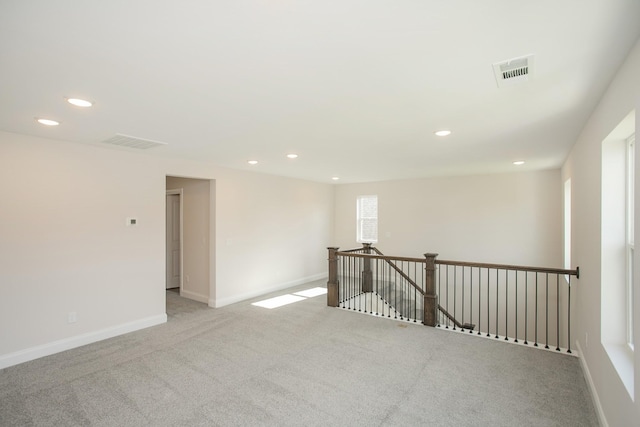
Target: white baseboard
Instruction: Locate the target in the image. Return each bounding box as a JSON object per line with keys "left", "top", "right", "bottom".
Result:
{"left": 211, "top": 273, "right": 327, "bottom": 308}
{"left": 180, "top": 289, "right": 209, "bottom": 304}
{"left": 576, "top": 340, "right": 608, "bottom": 427}
{"left": 0, "top": 314, "right": 167, "bottom": 370}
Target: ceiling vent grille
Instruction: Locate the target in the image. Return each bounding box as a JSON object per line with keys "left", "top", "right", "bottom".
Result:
{"left": 492, "top": 54, "right": 534, "bottom": 88}
{"left": 101, "top": 133, "right": 168, "bottom": 150}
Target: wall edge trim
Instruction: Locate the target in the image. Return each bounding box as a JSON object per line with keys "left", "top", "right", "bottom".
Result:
{"left": 180, "top": 289, "right": 209, "bottom": 304}
{"left": 0, "top": 314, "right": 167, "bottom": 370}
{"left": 211, "top": 273, "right": 328, "bottom": 308}
{"left": 576, "top": 340, "right": 609, "bottom": 427}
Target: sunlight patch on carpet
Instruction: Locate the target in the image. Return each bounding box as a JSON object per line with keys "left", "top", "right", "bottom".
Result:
{"left": 293, "top": 287, "right": 327, "bottom": 298}
{"left": 252, "top": 294, "right": 306, "bottom": 309}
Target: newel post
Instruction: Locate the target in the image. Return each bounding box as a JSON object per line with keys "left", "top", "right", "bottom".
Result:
{"left": 423, "top": 253, "right": 439, "bottom": 327}
{"left": 362, "top": 243, "right": 373, "bottom": 293}
{"left": 327, "top": 247, "right": 340, "bottom": 307}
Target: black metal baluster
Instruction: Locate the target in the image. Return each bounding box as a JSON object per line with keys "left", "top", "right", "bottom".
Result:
{"left": 413, "top": 262, "right": 418, "bottom": 323}
{"left": 437, "top": 262, "right": 442, "bottom": 327}
{"left": 349, "top": 255, "right": 353, "bottom": 310}
{"left": 404, "top": 261, "right": 408, "bottom": 321}
{"left": 487, "top": 268, "right": 491, "bottom": 337}
{"left": 343, "top": 256, "right": 347, "bottom": 307}
{"left": 368, "top": 257, "right": 371, "bottom": 314}
{"left": 374, "top": 258, "right": 379, "bottom": 315}
{"left": 567, "top": 275, "right": 572, "bottom": 354}
{"left": 355, "top": 256, "right": 359, "bottom": 310}
{"left": 545, "top": 273, "right": 549, "bottom": 349}
{"left": 535, "top": 273, "right": 539, "bottom": 347}
{"left": 353, "top": 256, "right": 357, "bottom": 310}
{"left": 514, "top": 271, "right": 518, "bottom": 343}
{"left": 469, "top": 267, "right": 474, "bottom": 334}
{"left": 495, "top": 269, "right": 499, "bottom": 339}
{"left": 338, "top": 256, "right": 343, "bottom": 307}
{"left": 476, "top": 267, "right": 479, "bottom": 334}
{"left": 461, "top": 266, "right": 465, "bottom": 331}
{"left": 406, "top": 261, "right": 410, "bottom": 321}
{"left": 505, "top": 269, "right": 509, "bottom": 341}
{"left": 524, "top": 272, "right": 529, "bottom": 345}
{"left": 446, "top": 266, "right": 450, "bottom": 329}
{"left": 357, "top": 257, "right": 361, "bottom": 312}
{"left": 453, "top": 267, "right": 457, "bottom": 331}
{"left": 556, "top": 274, "right": 560, "bottom": 351}
{"left": 363, "top": 257, "right": 367, "bottom": 314}
{"left": 386, "top": 259, "right": 390, "bottom": 316}
{"left": 400, "top": 261, "right": 405, "bottom": 320}
{"left": 394, "top": 264, "right": 398, "bottom": 319}
{"left": 346, "top": 256, "right": 350, "bottom": 309}
{"left": 347, "top": 256, "right": 353, "bottom": 310}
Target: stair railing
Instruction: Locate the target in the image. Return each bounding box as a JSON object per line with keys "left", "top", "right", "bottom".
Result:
{"left": 327, "top": 245, "right": 579, "bottom": 353}
{"left": 327, "top": 246, "right": 432, "bottom": 323}
{"left": 436, "top": 258, "right": 579, "bottom": 353}
{"left": 370, "top": 246, "right": 463, "bottom": 328}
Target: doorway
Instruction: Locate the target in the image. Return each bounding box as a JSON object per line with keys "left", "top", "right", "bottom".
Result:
{"left": 166, "top": 176, "right": 213, "bottom": 305}
{"left": 166, "top": 190, "right": 182, "bottom": 290}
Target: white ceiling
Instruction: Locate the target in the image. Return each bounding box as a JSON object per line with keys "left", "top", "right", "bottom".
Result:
{"left": 1, "top": 1, "right": 639, "bottom": 183}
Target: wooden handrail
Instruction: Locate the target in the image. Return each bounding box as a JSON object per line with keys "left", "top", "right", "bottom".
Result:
{"left": 436, "top": 259, "right": 579, "bottom": 278}
{"left": 340, "top": 247, "right": 369, "bottom": 253}
{"left": 370, "top": 247, "right": 424, "bottom": 295}
{"left": 337, "top": 251, "right": 579, "bottom": 278}
{"left": 336, "top": 251, "right": 426, "bottom": 263}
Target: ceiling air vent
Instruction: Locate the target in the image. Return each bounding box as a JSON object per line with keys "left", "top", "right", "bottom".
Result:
{"left": 101, "top": 133, "right": 168, "bottom": 150}
{"left": 492, "top": 54, "right": 534, "bottom": 88}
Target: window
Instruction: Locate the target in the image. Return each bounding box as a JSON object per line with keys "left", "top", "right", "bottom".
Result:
{"left": 601, "top": 111, "right": 635, "bottom": 399}
{"left": 357, "top": 195, "right": 378, "bottom": 243}
{"left": 564, "top": 178, "right": 571, "bottom": 280}
{"left": 627, "top": 134, "right": 635, "bottom": 350}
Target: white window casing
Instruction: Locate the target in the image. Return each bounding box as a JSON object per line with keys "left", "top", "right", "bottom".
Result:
{"left": 357, "top": 195, "right": 378, "bottom": 244}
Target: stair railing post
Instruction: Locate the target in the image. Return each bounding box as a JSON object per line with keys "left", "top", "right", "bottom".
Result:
{"left": 327, "top": 247, "right": 340, "bottom": 307}
{"left": 423, "top": 253, "right": 439, "bottom": 326}
{"left": 362, "top": 243, "right": 373, "bottom": 293}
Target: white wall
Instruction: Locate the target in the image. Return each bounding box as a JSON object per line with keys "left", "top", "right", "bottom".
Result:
{"left": 0, "top": 132, "right": 166, "bottom": 365}
{"left": 0, "top": 131, "right": 333, "bottom": 368}
{"left": 210, "top": 167, "right": 334, "bottom": 306}
{"left": 166, "top": 176, "right": 211, "bottom": 303}
{"left": 562, "top": 39, "right": 640, "bottom": 426}
{"left": 334, "top": 170, "right": 562, "bottom": 267}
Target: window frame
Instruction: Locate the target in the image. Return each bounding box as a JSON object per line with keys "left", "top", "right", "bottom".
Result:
{"left": 356, "top": 195, "right": 378, "bottom": 244}
{"left": 626, "top": 134, "right": 635, "bottom": 351}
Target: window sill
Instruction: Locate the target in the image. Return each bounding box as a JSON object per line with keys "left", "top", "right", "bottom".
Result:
{"left": 603, "top": 342, "right": 635, "bottom": 400}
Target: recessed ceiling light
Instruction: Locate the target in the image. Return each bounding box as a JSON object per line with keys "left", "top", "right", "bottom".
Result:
{"left": 332, "top": 177, "right": 340, "bottom": 181}
{"left": 435, "top": 130, "right": 451, "bottom": 137}
{"left": 248, "top": 160, "right": 258, "bottom": 165}
{"left": 67, "top": 98, "right": 93, "bottom": 107}
{"left": 286, "top": 154, "right": 298, "bottom": 159}
{"left": 36, "top": 118, "right": 60, "bottom": 126}
{"left": 513, "top": 160, "right": 525, "bottom": 165}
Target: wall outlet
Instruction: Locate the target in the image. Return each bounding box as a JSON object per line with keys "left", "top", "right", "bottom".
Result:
{"left": 68, "top": 312, "right": 77, "bottom": 324}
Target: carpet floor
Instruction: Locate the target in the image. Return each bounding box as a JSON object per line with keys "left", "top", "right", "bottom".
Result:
{"left": 0, "top": 279, "right": 598, "bottom": 426}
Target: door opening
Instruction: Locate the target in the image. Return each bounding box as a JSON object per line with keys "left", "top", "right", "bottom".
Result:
{"left": 166, "top": 190, "right": 182, "bottom": 290}
{"left": 166, "top": 176, "right": 213, "bottom": 306}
